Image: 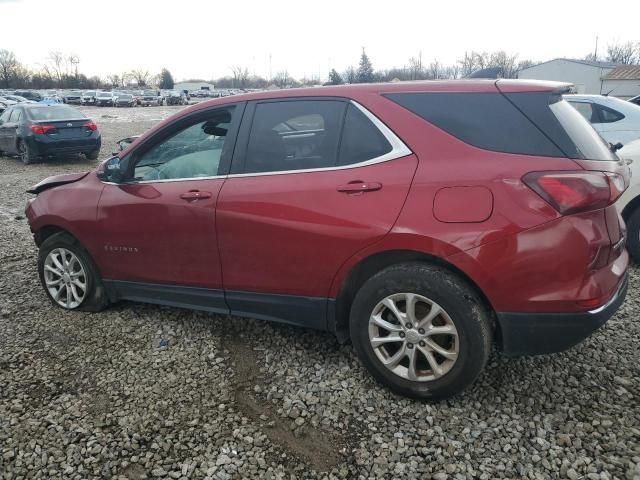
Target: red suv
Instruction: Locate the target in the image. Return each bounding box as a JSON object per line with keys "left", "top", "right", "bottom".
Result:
{"left": 26, "top": 80, "right": 630, "bottom": 399}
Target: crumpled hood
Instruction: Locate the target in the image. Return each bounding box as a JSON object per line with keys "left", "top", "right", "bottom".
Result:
{"left": 27, "top": 172, "right": 90, "bottom": 194}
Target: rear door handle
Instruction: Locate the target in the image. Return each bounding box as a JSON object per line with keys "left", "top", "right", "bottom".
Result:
{"left": 337, "top": 181, "right": 382, "bottom": 193}
{"left": 180, "top": 190, "right": 212, "bottom": 200}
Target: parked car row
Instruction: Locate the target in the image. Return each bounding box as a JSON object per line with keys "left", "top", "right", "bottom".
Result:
{"left": 21, "top": 80, "right": 633, "bottom": 400}
{"left": 0, "top": 103, "right": 100, "bottom": 163}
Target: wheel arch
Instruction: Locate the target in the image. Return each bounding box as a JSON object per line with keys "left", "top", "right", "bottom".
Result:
{"left": 330, "top": 249, "right": 496, "bottom": 342}
{"left": 34, "top": 224, "right": 77, "bottom": 247}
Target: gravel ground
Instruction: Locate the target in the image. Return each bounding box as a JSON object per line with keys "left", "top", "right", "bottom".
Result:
{"left": 0, "top": 105, "right": 639, "bottom": 479}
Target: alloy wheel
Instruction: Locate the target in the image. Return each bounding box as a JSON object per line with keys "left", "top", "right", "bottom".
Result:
{"left": 368, "top": 292, "right": 459, "bottom": 382}
{"left": 43, "top": 248, "right": 87, "bottom": 309}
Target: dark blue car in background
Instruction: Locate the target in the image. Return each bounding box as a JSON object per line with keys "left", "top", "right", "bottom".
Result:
{"left": 0, "top": 104, "right": 100, "bottom": 164}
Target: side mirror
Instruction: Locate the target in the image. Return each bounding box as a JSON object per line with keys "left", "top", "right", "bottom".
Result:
{"left": 97, "top": 156, "right": 125, "bottom": 183}
{"left": 610, "top": 142, "right": 624, "bottom": 152}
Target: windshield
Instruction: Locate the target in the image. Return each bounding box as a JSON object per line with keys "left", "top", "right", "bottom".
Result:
{"left": 143, "top": 90, "right": 156, "bottom": 96}
{"left": 97, "top": 92, "right": 111, "bottom": 98}
{"left": 84, "top": 91, "right": 95, "bottom": 96}
{"left": 118, "top": 95, "right": 133, "bottom": 100}
{"left": 27, "top": 105, "right": 86, "bottom": 121}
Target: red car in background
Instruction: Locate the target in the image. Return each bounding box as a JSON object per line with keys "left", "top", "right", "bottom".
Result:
{"left": 25, "top": 80, "right": 630, "bottom": 399}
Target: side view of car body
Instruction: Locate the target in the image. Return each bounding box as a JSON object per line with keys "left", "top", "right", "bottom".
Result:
{"left": 0, "top": 104, "right": 101, "bottom": 164}
{"left": 616, "top": 139, "right": 640, "bottom": 262}
{"left": 26, "top": 80, "right": 630, "bottom": 399}
{"left": 565, "top": 94, "right": 640, "bottom": 146}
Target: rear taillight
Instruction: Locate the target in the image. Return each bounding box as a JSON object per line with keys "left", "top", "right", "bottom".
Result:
{"left": 31, "top": 125, "right": 56, "bottom": 135}
{"left": 523, "top": 171, "right": 625, "bottom": 215}
{"left": 84, "top": 120, "right": 98, "bottom": 131}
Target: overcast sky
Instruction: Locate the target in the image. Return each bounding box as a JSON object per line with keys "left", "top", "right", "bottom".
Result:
{"left": 1, "top": 0, "right": 638, "bottom": 82}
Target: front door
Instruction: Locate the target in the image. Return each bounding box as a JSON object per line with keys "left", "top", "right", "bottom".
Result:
{"left": 216, "top": 99, "right": 417, "bottom": 327}
{"left": 95, "top": 105, "right": 240, "bottom": 292}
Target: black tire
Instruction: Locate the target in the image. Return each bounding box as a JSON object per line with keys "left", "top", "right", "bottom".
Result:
{"left": 17, "top": 139, "right": 36, "bottom": 165}
{"left": 626, "top": 207, "right": 640, "bottom": 264}
{"left": 85, "top": 149, "right": 100, "bottom": 161}
{"left": 37, "top": 232, "right": 108, "bottom": 312}
{"left": 350, "top": 263, "right": 492, "bottom": 400}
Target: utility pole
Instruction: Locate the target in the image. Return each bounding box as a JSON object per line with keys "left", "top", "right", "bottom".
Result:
{"left": 594, "top": 36, "right": 599, "bottom": 61}
{"left": 269, "top": 53, "right": 272, "bottom": 82}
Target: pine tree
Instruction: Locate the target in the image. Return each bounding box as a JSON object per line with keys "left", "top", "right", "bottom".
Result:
{"left": 356, "top": 48, "right": 374, "bottom": 83}
{"left": 159, "top": 68, "right": 174, "bottom": 89}
{"left": 328, "top": 69, "right": 343, "bottom": 85}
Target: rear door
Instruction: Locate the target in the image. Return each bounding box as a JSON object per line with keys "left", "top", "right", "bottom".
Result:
{"left": 0, "top": 108, "right": 22, "bottom": 154}
{"left": 216, "top": 98, "right": 417, "bottom": 327}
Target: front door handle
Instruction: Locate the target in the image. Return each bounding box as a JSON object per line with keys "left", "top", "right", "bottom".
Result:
{"left": 337, "top": 181, "right": 383, "bottom": 194}
{"left": 180, "top": 190, "right": 212, "bottom": 201}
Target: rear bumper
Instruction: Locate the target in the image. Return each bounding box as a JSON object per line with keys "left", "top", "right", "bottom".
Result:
{"left": 26, "top": 136, "right": 101, "bottom": 157}
{"left": 497, "top": 274, "right": 628, "bottom": 356}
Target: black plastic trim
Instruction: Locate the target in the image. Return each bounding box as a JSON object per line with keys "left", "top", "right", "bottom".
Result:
{"left": 102, "top": 280, "right": 330, "bottom": 331}
{"left": 226, "top": 290, "right": 327, "bottom": 330}
{"left": 103, "top": 280, "right": 229, "bottom": 315}
{"left": 497, "top": 276, "right": 627, "bottom": 356}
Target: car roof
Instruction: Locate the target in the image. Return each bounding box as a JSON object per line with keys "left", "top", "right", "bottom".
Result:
{"left": 196, "top": 79, "right": 570, "bottom": 107}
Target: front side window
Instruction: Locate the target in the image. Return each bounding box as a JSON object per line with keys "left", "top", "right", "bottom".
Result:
{"left": 132, "top": 107, "right": 234, "bottom": 181}
{"left": 0, "top": 108, "right": 12, "bottom": 123}
{"left": 244, "top": 100, "right": 346, "bottom": 173}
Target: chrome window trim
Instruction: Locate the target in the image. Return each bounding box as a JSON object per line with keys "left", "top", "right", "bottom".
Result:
{"left": 100, "top": 174, "right": 227, "bottom": 186}
{"left": 227, "top": 100, "right": 412, "bottom": 178}
{"left": 99, "top": 100, "right": 412, "bottom": 185}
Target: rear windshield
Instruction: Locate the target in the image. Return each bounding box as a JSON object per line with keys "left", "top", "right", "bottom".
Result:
{"left": 385, "top": 91, "right": 617, "bottom": 161}
{"left": 26, "top": 105, "right": 86, "bottom": 121}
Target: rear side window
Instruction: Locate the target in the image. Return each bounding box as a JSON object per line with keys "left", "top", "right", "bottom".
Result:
{"left": 244, "top": 100, "right": 346, "bottom": 173}
{"left": 595, "top": 104, "right": 624, "bottom": 123}
{"left": 9, "top": 109, "right": 22, "bottom": 123}
{"left": 385, "top": 92, "right": 565, "bottom": 157}
{"left": 338, "top": 104, "right": 392, "bottom": 165}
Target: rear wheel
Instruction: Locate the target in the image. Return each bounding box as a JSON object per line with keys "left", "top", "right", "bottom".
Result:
{"left": 37, "top": 232, "right": 108, "bottom": 312}
{"left": 350, "top": 263, "right": 492, "bottom": 399}
{"left": 85, "top": 149, "right": 100, "bottom": 161}
{"left": 626, "top": 208, "right": 640, "bottom": 263}
{"left": 17, "top": 140, "right": 36, "bottom": 165}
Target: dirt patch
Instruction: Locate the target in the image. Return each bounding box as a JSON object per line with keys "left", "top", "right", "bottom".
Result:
{"left": 225, "top": 336, "right": 348, "bottom": 472}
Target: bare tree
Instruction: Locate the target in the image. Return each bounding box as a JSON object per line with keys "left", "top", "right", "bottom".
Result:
{"left": 46, "top": 51, "right": 65, "bottom": 86}
{"left": 106, "top": 74, "right": 121, "bottom": 87}
{"left": 130, "top": 69, "right": 151, "bottom": 87}
{"left": 606, "top": 41, "right": 639, "bottom": 64}
{"left": 408, "top": 53, "right": 424, "bottom": 80}
{"left": 230, "top": 66, "right": 250, "bottom": 88}
{"left": 488, "top": 51, "right": 519, "bottom": 78}
{"left": 273, "top": 70, "right": 293, "bottom": 88}
{"left": 0, "top": 49, "right": 20, "bottom": 88}
{"left": 428, "top": 60, "right": 442, "bottom": 79}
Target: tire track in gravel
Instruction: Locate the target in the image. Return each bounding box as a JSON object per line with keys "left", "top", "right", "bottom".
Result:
{"left": 224, "top": 334, "right": 349, "bottom": 473}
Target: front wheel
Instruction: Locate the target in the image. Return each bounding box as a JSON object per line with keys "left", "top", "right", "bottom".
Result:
{"left": 626, "top": 208, "right": 640, "bottom": 263}
{"left": 37, "top": 232, "right": 108, "bottom": 312}
{"left": 350, "top": 263, "right": 492, "bottom": 400}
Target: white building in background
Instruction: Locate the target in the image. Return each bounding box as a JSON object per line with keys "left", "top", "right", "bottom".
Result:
{"left": 518, "top": 58, "right": 618, "bottom": 94}
{"left": 174, "top": 81, "right": 215, "bottom": 92}
{"left": 601, "top": 66, "right": 640, "bottom": 99}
